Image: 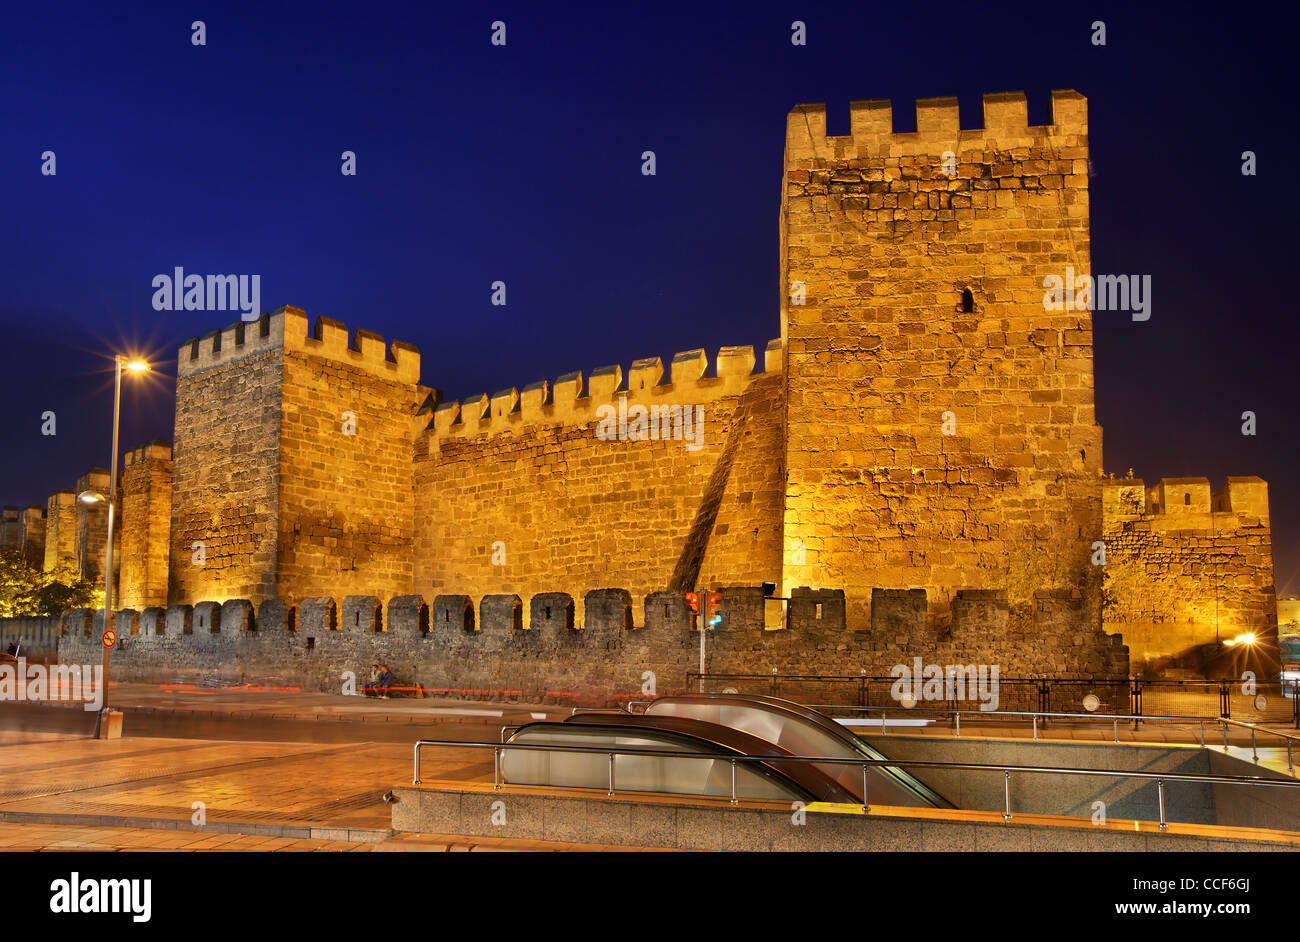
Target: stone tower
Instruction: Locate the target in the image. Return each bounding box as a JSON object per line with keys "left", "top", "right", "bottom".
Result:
{"left": 169, "top": 307, "right": 423, "bottom": 606}
{"left": 779, "top": 90, "right": 1102, "bottom": 629}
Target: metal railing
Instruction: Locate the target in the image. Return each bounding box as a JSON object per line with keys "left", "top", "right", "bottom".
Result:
{"left": 687, "top": 672, "right": 1300, "bottom": 725}
{"left": 410, "top": 737, "right": 1300, "bottom": 832}
{"left": 809, "top": 702, "right": 1300, "bottom": 771}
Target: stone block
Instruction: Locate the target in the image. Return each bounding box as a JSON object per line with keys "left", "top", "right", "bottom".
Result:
{"left": 431, "top": 595, "right": 474, "bottom": 633}
{"left": 480, "top": 594, "right": 522, "bottom": 633}
{"left": 342, "top": 595, "right": 383, "bottom": 632}
{"left": 139, "top": 607, "right": 166, "bottom": 637}
{"left": 584, "top": 589, "right": 631, "bottom": 644}
{"left": 219, "top": 599, "right": 255, "bottom": 634}
{"left": 788, "top": 587, "right": 846, "bottom": 632}
{"left": 258, "top": 598, "right": 293, "bottom": 633}
{"left": 388, "top": 595, "right": 429, "bottom": 634}
{"left": 193, "top": 601, "right": 221, "bottom": 634}
{"left": 165, "top": 604, "right": 193, "bottom": 636}
{"left": 529, "top": 593, "right": 574, "bottom": 634}
{"left": 299, "top": 597, "right": 338, "bottom": 634}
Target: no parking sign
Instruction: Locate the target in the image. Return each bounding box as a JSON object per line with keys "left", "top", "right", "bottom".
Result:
{"left": 101, "top": 629, "right": 116, "bottom": 648}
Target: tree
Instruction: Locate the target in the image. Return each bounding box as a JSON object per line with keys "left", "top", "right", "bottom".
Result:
{"left": 0, "top": 546, "right": 101, "bottom": 618}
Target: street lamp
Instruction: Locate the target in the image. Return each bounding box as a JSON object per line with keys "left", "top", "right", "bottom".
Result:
{"left": 87, "top": 354, "right": 151, "bottom": 737}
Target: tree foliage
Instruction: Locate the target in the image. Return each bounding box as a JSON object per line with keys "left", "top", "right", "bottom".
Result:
{"left": 0, "top": 546, "right": 102, "bottom": 618}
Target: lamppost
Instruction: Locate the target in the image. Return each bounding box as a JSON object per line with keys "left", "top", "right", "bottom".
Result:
{"left": 77, "top": 354, "right": 150, "bottom": 737}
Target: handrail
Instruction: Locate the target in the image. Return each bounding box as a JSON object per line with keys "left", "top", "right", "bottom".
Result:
{"left": 808, "top": 702, "right": 1300, "bottom": 767}
{"left": 410, "top": 737, "right": 1300, "bottom": 831}
{"left": 689, "top": 670, "right": 1292, "bottom": 688}
{"left": 688, "top": 671, "right": 1300, "bottom": 727}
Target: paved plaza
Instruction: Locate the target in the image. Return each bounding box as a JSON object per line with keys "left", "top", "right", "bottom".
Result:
{"left": 1, "top": 684, "right": 1297, "bottom": 851}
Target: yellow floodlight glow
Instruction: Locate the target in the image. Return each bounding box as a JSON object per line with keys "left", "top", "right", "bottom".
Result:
{"left": 124, "top": 358, "right": 151, "bottom": 373}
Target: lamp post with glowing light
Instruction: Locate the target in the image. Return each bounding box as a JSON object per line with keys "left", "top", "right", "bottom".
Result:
{"left": 77, "top": 355, "right": 150, "bottom": 735}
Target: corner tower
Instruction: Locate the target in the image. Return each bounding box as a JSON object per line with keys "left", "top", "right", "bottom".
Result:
{"left": 779, "top": 90, "right": 1102, "bottom": 629}
{"left": 170, "top": 306, "right": 423, "bottom": 606}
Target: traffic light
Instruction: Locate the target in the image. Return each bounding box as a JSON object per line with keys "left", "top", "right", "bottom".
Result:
{"left": 705, "top": 591, "right": 722, "bottom": 629}
{"left": 685, "top": 591, "right": 700, "bottom": 614}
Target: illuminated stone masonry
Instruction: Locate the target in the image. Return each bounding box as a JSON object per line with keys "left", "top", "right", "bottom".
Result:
{"left": 54, "top": 586, "right": 1128, "bottom": 704}
{"left": 12, "top": 91, "right": 1280, "bottom": 683}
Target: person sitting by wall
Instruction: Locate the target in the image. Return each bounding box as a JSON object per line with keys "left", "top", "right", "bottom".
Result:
{"left": 376, "top": 663, "right": 393, "bottom": 699}
{"left": 363, "top": 663, "right": 380, "bottom": 697}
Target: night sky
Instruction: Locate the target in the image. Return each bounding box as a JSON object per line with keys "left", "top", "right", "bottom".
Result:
{"left": 2, "top": 2, "right": 1296, "bottom": 592}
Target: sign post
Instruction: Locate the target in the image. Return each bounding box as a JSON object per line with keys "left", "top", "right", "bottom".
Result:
{"left": 699, "top": 589, "right": 706, "bottom": 692}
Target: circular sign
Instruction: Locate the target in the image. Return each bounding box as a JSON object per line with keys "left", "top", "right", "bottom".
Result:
{"left": 1254, "top": 694, "right": 1269, "bottom": 712}
{"left": 898, "top": 695, "right": 917, "bottom": 710}
{"left": 1082, "top": 694, "right": 1101, "bottom": 712}
{"left": 101, "top": 629, "right": 116, "bottom": 648}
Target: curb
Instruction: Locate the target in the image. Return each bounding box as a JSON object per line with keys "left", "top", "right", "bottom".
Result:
{"left": 0, "top": 809, "right": 392, "bottom": 843}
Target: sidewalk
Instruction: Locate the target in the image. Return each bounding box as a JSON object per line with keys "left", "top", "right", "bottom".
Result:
{"left": 2, "top": 687, "right": 1296, "bottom": 852}
{"left": 94, "top": 682, "right": 568, "bottom": 725}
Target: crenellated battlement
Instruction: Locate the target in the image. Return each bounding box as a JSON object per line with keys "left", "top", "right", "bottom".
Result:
{"left": 55, "top": 580, "right": 1117, "bottom": 647}
{"left": 786, "top": 89, "right": 1087, "bottom": 163}
{"left": 420, "top": 338, "right": 782, "bottom": 444}
{"left": 1101, "top": 476, "right": 1271, "bottom": 526}
{"left": 123, "top": 440, "right": 172, "bottom": 468}
{"left": 177, "top": 305, "right": 421, "bottom": 384}
{"left": 177, "top": 310, "right": 283, "bottom": 377}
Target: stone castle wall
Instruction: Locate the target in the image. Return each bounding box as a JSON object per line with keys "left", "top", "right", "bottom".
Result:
{"left": 43, "top": 491, "right": 76, "bottom": 573}
{"left": 780, "top": 91, "right": 1101, "bottom": 632}
{"left": 168, "top": 308, "right": 424, "bottom": 608}
{"left": 276, "top": 311, "right": 423, "bottom": 606}
{"left": 17, "top": 506, "right": 45, "bottom": 570}
{"left": 0, "top": 507, "right": 19, "bottom": 548}
{"left": 47, "top": 582, "right": 1127, "bottom": 705}
{"left": 169, "top": 317, "right": 284, "bottom": 603}
{"left": 413, "top": 343, "right": 786, "bottom": 630}
{"left": 8, "top": 90, "right": 1279, "bottom": 684}
{"left": 0, "top": 616, "right": 60, "bottom": 663}
{"left": 74, "top": 469, "right": 115, "bottom": 588}
{"left": 1101, "top": 476, "right": 1277, "bottom": 673}
{"left": 118, "top": 442, "right": 173, "bottom": 609}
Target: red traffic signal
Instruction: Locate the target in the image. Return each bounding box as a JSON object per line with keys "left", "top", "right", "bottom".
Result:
{"left": 685, "top": 592, "right": 700, "bottom": 613}
{"left": 705, "top": 592, "right": 722, "bottom": 628}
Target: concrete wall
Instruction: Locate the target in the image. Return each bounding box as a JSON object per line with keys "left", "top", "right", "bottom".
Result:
{"left": 1208, "top": 750, "right": 1300, "bottom": 832}
{"left": 864, "top": 735, "right": 1219, "bottom": 824}
{"left": 390, "top": 781, "right": 1296, "bottom": 851}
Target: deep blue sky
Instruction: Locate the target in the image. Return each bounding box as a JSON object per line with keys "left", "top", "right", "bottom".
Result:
{"left": 3, "top": 1, "right": 1297, "bottom": 592}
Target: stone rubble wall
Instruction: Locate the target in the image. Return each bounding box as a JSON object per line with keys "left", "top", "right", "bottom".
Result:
{"left": 1101, "top": 476, "right": 1277, "bottom": 673}
{"left": 45, "top": 584, "right": 1128, "bottom": 706}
